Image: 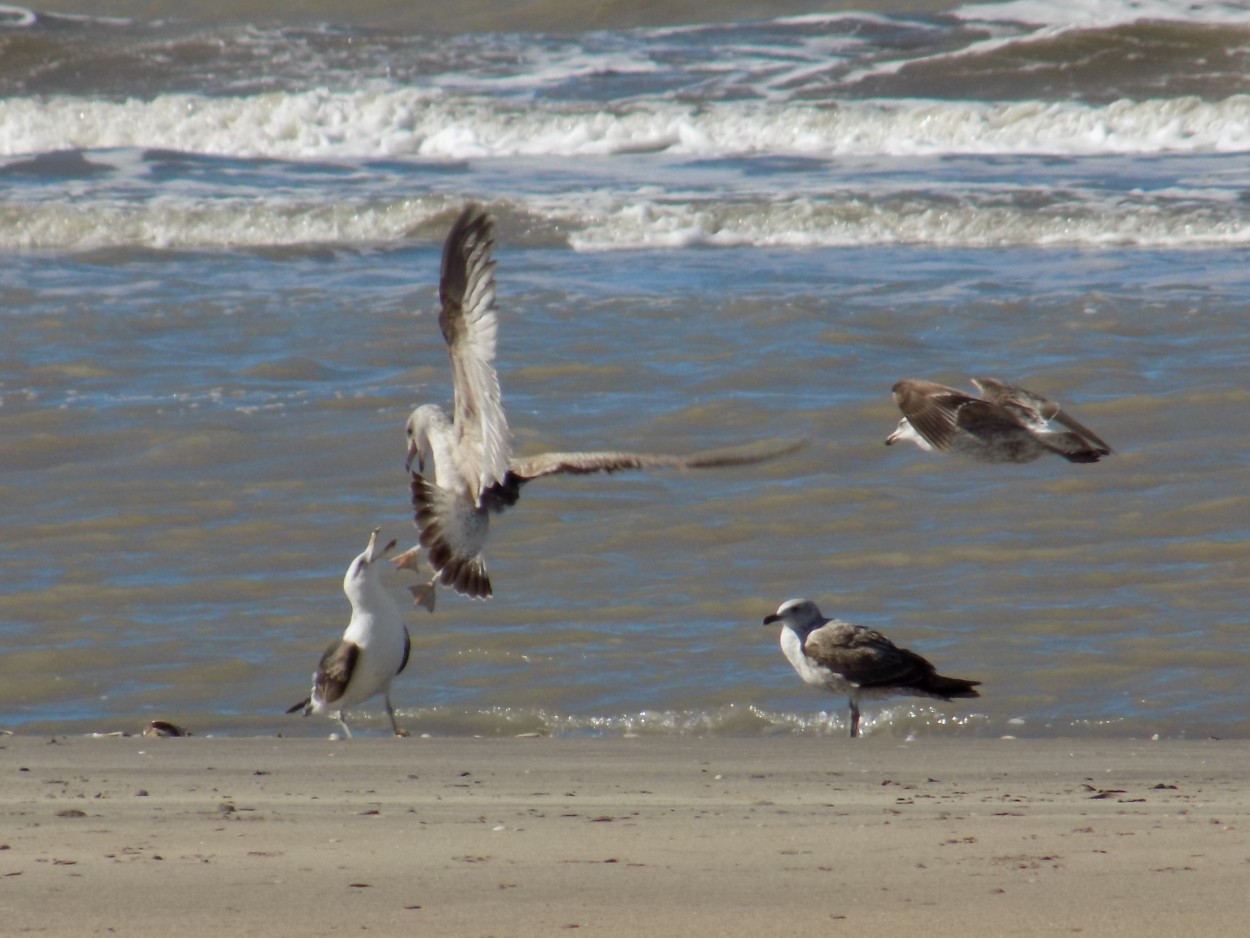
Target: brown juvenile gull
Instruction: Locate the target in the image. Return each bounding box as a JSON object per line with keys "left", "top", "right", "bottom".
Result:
{"left": 397, "top": 203, "right": 805, "bottom": 604}
{"left": 287, "top": 528, "right": 411, "bottom": 738}
{"left": 886, "top": 377, "right": 1112, "bottom": 464}
{"left": 764, "top": 598, "right": 981, "bottom": 738}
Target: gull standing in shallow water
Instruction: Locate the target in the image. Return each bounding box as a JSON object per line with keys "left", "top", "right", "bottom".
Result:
{"left": 886, "top": 377, "right": 1112, "bottom": 464}
{"left": 764, "top": 598, "right": 981, "bottom": 738}
{"left": 288, "top": 529, "right": 411, "bottom": 737}
{"left": 398, "top": 203, "right": 805, "bottom": 605}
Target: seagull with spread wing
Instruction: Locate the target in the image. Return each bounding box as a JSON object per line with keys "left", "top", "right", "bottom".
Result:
{"left": 397, "top": 204, "right": 804, "bottom": 605}
{"left": 764, "top": 598, "right": 981, "bottom": 738}
{"left": 886, "top": 377, "right": 1112, "bottom": 464}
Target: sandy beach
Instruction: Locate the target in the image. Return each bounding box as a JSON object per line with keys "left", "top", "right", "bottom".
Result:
{"left": 2, "top": 735, "right": 1245, "bottom": 936}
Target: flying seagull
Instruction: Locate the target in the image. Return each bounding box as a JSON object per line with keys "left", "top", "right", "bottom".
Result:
{"left": 764, "top": 598, "right": 981, "bottom": 738}
{"left": 398, "top": 203, "right": 804, "bottom": 604}
{"left": 886, "top": 377, "right": 1112, "bottom": 464}
{"left": 288, "top": 528, "right": 411, "bottom": 737}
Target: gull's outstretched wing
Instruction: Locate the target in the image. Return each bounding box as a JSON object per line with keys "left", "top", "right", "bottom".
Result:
{"left": 439, "top": 204, "right": 512, "bottom": 503}
{"left": 507, "top": 437, "right": 807, "bottom": 484}
{"left": 973, "top": 376, "right": 1113, "bottom": 455}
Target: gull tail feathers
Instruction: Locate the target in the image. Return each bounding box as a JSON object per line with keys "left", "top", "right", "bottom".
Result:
{"left": 286, "top": 697, "right": 312, "bottom": 716}
{"left": 411, "top": 473, "right": 493, "bottom": 600}
{"left": 437, "top": 554, "right": 491, "bottom": 599}
{"left": 920, "top": 675, "right": 981, "bottom": 700}
{"left": 1040, "top": 432, "right": 1111, "bottom": 463}
{"left": 1058, "top": 447, "right": 1109, "bottom": 464}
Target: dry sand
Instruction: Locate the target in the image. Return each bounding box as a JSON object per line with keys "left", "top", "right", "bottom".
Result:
{"left": 2, "top": 735, "right": 1245, "bottom": 936}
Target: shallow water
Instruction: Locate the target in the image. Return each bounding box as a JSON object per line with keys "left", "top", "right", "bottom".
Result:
{"left": 2, "top": 0, "right": 1249, "bottom": 739}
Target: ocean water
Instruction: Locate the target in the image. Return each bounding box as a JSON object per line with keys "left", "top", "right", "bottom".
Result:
{"left": 2, "top": 0, "right": 1249, "bottom": 739}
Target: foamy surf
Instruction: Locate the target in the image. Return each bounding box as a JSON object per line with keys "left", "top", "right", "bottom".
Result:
{"left": 4, "top": 92, "right": 1250, "bottom": 163}
{"left": 2, "top": 178, "right": 1248, "bottom": 252}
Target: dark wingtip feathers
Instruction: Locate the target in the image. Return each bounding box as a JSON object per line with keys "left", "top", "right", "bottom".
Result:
{"left": 927, "top": 676, "right": 982, "bottom": 700}
{"left": 1061, "top": 448, "right": 1111, "bottom": 464}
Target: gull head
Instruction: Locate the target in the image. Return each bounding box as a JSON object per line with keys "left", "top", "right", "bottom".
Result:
{"left": 344, "top": 527, "right": 397, "bottom": 595}
{"left": 404, "top": 404, "right": 442, "bottom": 473}
{"left": 763, "top": 598, "right": 825, "bottom": 633}
{"left": 885, "top": 417, "right": 931, "bottom": 450}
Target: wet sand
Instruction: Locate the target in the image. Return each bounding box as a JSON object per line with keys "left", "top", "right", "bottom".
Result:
{"left": 2, "top": 735, "right": 1244, "bottom": 936}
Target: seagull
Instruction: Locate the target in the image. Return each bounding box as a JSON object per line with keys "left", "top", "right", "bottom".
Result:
{"left": 287, "top": 528, "right": 411, "bottom": 738}
{"left": 399, "top": 203, "right": 805, "bottom": 603}
{"left": 886, "top": 377, "right": 1112, "bottom": 464}
{"left": 764, "top": 598, "right": 981, "bottom": 738}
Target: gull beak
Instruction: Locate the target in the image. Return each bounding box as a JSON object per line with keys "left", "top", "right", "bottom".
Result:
{"left": 364, "top": 527, "right": 381, "bottom": 561}
{"left": 763, "top": 613, "right": 781, "bottom": 626}
{"left": 884, "top": 419, "right": 906, "bottom": 446}
{"left": 405, "top": 439, "right": 424, "bottom": 474}
{"left": 364, "top": 528, "right": 397, "bottom": 564}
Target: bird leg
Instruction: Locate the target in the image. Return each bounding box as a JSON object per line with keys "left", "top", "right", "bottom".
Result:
{"left": 385, "top": 693, "right": 409, "bottom": 737}
{"left": 392, "top": 547, "right": 437, "bottom": 612}
{"left": 408, "top": 579, "right": 437, "bottom": 613}
{"left": 391, "top": 545, "right": 424, "bottom": 574}
{"left": 848, "top": 699, "right": 860, "bottom": 739}
{"left": 333, "top": 712, "right": 352, "bottom": 739}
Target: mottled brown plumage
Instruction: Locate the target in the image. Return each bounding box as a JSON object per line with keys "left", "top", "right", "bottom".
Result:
{"left": 886, "top": 377, "right": 1112, "bottom": 464}
{"left": 765, "top": 598, "right": 980, "bottom": 738}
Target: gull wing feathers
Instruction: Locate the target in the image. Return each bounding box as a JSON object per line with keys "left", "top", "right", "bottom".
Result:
{"left": 1048, "top": 409, "right": 1113, "bottom": 455}
{"left": 508, "top": 436, "right": 806, "bottom": 482}
{"left": 397, "top": 626, "right": 412, "bottom": 677}
{"left": 972, "top": 376, "right": 1056, "bottom": 419}
{"left": 312, "top": 638, "right": 359, "bottom": 708}
{"left": 501, "top": 436, "right": 804, "bottom": 491}
{"left": 954, "top": 399, "right": 1043, "bottom": 441}
{"left": 891, "top": 379, "right": 980, "bottom": 453}
{"left": 972, "top": 376, "right": 1113, "bottom": 456}
{"left": 440, "top": 205, "right": 512, "bottom": 503}
{"left": 804, "top": 621, "right": 980, "bottom": 699}
{"left": 478, "top": 437, "right": 807, "bottom": 512}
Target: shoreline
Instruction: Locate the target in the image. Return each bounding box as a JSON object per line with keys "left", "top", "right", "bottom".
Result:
{"left": 3, "top": 736, "right": 1245, "bottom": 935}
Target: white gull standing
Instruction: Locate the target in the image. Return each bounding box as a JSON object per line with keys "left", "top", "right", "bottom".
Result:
{"left": 886, "top": 377, "right": 1112, "bottom": 464}
{"left": 288, "top": 528, "right": 411, "bottom": 737}
{"left": 764, "top": 598, "right": 981, "bottom": 738}
{"left": 397, "top": 203, "right": 804, "bottom": 604}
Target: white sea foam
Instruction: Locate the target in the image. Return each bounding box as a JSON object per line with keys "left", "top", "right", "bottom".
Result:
{"left": 2, "top": 184, "right": 1246, "bottom": 252}
{"left": 850, "top": 0, "right": 1250, "bottom": 88}
{"left": 566, "top": 196, "right": 1250, "bottom": 251}
{"left": 3, "top": 90, "right": 1249, "bottom": 162}
{"left": 957, "top": 0, "right": 1250, "bottom": 28}
{"left": 0, "top": 195, "right": 448, "bottom": 250}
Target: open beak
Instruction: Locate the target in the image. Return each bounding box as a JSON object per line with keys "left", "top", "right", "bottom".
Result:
{"left": 363, "top": 528, "right": 398, "bottom": 564}
{"left": 405, "top": 439, "right": 422, "bottom": 474}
